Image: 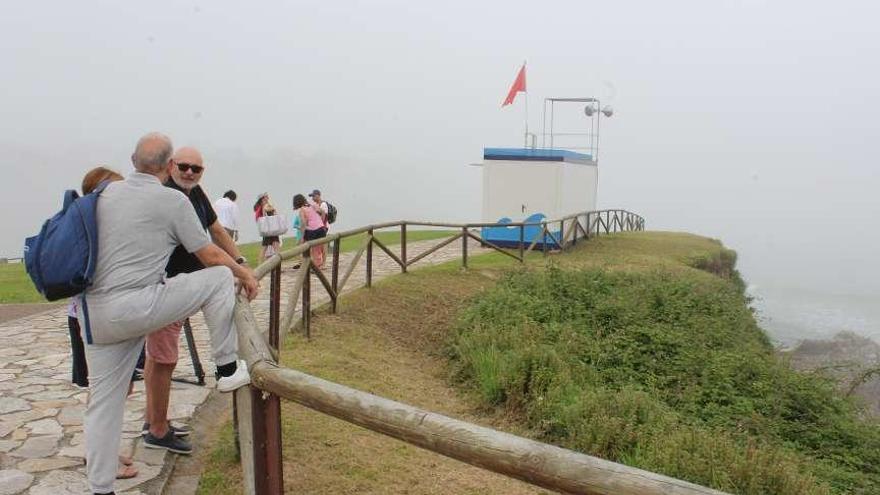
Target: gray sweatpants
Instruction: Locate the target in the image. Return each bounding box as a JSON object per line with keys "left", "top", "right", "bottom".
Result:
{"left": 81, "top": 266, "right": 239, "bottom": 494}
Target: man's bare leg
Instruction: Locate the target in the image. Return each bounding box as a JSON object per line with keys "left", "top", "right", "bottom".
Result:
{"left": 144, "top": 357, "right": 176, "bottom": 438}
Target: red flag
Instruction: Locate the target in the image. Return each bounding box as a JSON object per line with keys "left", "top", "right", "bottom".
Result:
{"left": 502, "top": 64, "right": 526, "bottom": 107}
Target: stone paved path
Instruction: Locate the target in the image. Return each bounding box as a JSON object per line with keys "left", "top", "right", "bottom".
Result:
{"left": 0, "top": 235, "right": 482, "bottom": 494}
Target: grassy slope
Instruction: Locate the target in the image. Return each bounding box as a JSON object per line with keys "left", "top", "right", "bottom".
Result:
{"left": 450, "top": 232, "right": 880, "bottom": 495}
{"left": 199, "top": 269, "right": 549, "bottom": 494}
{"left": 199, "top": 232, "right": 880, "bottom": 494}
{"left": 0, "top": 229, "right": 454, "bottom": 303}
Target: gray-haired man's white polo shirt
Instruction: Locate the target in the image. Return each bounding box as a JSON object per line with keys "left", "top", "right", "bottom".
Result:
{"left": 88, "top": 172, "right": 211, "bottom": 298}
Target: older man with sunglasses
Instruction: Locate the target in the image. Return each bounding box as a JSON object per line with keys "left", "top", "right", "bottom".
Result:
{"left": 140, "top": 146, "right": 250, "bottom": 455}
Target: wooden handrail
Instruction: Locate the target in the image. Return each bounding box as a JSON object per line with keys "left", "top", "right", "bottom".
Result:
{"left": 253, "top": 209, "right": 645, "bottom": 281}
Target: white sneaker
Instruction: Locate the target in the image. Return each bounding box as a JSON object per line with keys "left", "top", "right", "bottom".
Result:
{"left": 217, "top": 360, "right": 251, "bottom": 393}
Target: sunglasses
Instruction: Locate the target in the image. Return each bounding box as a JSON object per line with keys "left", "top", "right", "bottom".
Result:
{"left": 176, "top": 162, "right": 204, "bottom": 174}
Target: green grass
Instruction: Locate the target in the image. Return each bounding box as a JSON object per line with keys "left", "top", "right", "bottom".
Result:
{"left": 0, "top": 263, "right": 44, "bottom": 303}
{"left": 448, "top": 232, "right": 880, "bottom": 495}
{"left": 0, "top": 230, "right": 456, "bottom": 304}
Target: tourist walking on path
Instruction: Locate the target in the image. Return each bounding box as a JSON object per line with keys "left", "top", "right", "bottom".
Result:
{"left": 214, "top": 190, "right": 240, "bottom": 241}
{"left": 80, "top": 132, "right": 257, "bottom": 495}
{"left": 294, "top": 193, "right": 327, "bottom": 268}
{"left": 254, "top": 193, "right": 281, "bottom": 261}
{"left": 141, "top": 147, "right": 250, "bottom": 456}
{"left": 308, "top": 189, "right": 330, "bottom": 268}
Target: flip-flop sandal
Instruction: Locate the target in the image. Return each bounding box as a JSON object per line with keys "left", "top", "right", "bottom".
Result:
{"left": 117, "top": 464, "right": 139, "bottom": 479}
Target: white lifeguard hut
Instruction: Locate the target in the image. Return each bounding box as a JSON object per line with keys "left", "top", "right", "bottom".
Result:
{"left": 480, "top": 97, "right": 613, "bottom": 247}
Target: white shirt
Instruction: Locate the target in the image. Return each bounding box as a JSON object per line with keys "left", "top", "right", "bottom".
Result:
{"left": 312, "top": 200, "right": 329, "bottom": 226}
{"left": 214, "top": 197, "right": 239, "bottom": 231}
{"left": 90, "top": 173, "right": 211, "bottom": 297}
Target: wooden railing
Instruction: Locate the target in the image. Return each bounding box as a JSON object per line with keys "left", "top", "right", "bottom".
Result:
{"left": 228, "top": 209, "right": 724, "bottom": 494}
{"left": 254, "top": 209, "right": 645, "bottom": 340}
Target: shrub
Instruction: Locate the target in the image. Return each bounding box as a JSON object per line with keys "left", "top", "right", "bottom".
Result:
{"left": 448, "top": 264, "right": 880, "bottom": 494}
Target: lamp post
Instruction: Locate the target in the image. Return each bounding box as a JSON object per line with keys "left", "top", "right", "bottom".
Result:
{"left": 542, "top": 97, "right": 613, "bottom": 163}
{"left": 583, "top": 100, "right": 614, "bottom": 163}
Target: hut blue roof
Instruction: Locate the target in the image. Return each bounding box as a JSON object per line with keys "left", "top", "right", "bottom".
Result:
{"left": 483, "top": 148, "right": 593, "bottom": 163}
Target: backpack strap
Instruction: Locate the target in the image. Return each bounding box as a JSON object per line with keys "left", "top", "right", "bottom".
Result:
{"left": 92, "top": 180, "right": 112, "bottom": 195}
{"left": 80, "top": 295, "right": 94, "bottom": 345}
{"left": 62, "top": 190, "right": 80, "bottom": 210}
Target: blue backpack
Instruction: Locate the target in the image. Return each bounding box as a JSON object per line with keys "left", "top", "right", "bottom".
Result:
{"left": 23, "top": 181, "right": 110, "bottom": 301}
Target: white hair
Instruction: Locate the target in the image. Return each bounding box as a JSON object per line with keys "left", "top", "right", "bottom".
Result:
{"left": 132, "top": 132, "right": 173, "bottom": 173}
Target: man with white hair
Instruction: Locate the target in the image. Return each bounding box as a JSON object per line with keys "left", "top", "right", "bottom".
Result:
{"left": 80, "top": 132, "right": 258, "bottom": 494}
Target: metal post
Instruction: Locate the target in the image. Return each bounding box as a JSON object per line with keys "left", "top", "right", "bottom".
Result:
{"left": 519, "top": 224, "right": 524, "bottom": 262}
{"left": 366, "top": 229, "right": 373, "bottom": 288}
{"left": 181, "top": 319, "right": 205, "bottom": 385}
{"left": 461, "top": 227, "right": 468, "bottom": 268}
{"left": 401, "top": 223, "right": 407, "bottom": 273}
{"left": 331, "top": 238, "right": 340, "bottom": 313}
{"left": 302, "top": 250, "right": 311, "bottom": 340}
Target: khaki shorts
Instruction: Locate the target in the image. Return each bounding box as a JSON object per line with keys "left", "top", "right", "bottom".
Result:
{"left": 145, "top": 320, "right": 183, "bottom": 365}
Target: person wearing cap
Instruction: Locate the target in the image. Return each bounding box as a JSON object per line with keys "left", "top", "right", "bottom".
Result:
{"left": 308, "top": 189, "right": 329, "bottom": 268}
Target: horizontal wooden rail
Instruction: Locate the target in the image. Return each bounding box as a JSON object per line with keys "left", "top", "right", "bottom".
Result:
{"left": 253, "top": 210, "right": 645, "bottom": 281}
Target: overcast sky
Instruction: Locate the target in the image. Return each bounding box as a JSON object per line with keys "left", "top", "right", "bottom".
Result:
{"left": 2, "top": 0, "right": 878, "bottom": 306}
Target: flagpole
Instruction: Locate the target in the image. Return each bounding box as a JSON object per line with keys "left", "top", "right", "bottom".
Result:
{"left": 523, "top": 61, "right": 528, "bottom": 148}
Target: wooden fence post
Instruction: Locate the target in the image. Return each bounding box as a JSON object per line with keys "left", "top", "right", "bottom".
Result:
{"left": 519, "top": 224, "right": 524, "bottom": 261}
{"left": 235, "top": 385, "right": 284, "bottom": 495}
{"left": 366, "top": 229, "right": 373, "bottom": 288}
{"left": 262, "top": 267, "right": 285, "bottom": 494}
{"left": 461, "top": 226, "right": 468, "bottom": 268}
{"left": 302, "top": 250, "right": 311, "bottom": 340}
{"left": 401, "top": 222, "right": 407, "bottom": 273}
{"left": 542, "top": 223, "right": 548, "bottom": 256}
{"left": 558, "top": 220, "right": 564, "bottom": 249}
{"left": 331, "top": 238, "right": 340, "bottom": 313}
{"left": 269, "top": 264, "right": 281, "bottom": 346}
